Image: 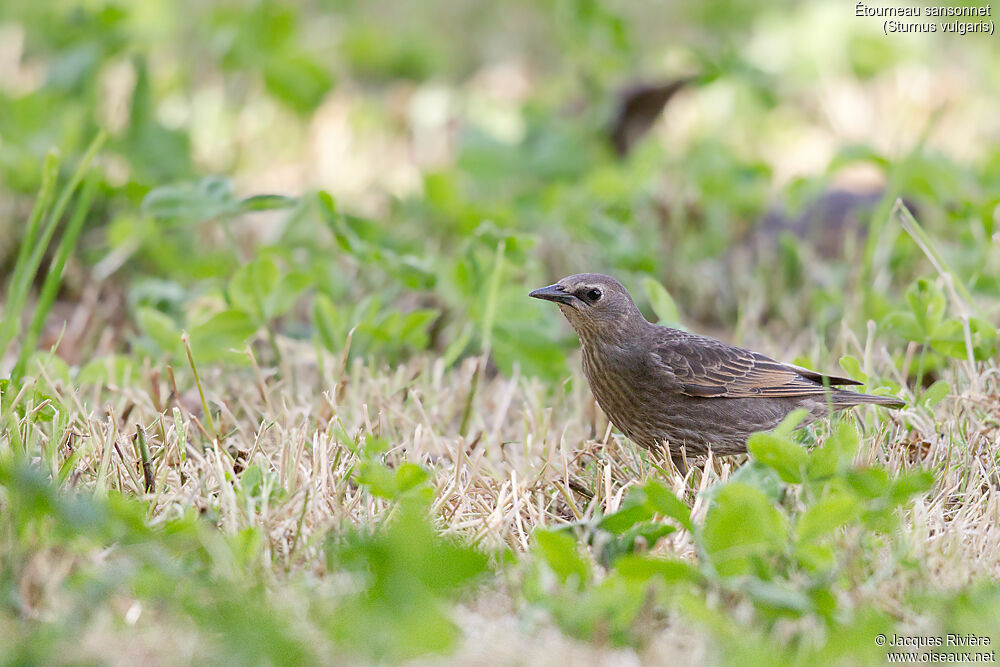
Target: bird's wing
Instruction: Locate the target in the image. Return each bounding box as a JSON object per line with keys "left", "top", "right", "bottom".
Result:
{"left": 650, "top": 331, "right": 861, "bottom": 399}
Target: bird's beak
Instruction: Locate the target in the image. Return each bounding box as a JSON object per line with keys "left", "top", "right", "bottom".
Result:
{"left": 529, "top": 284, "right": 575, "bottom": 305}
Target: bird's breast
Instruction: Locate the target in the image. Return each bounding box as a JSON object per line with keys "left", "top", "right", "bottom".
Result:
{"left": 580, "top": 342, "right": 664, "bottom": 444}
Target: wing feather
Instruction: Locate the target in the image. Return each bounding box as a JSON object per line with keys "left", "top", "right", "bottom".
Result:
{"left": 651, "top": 330, "right": 859, "bottom": 399}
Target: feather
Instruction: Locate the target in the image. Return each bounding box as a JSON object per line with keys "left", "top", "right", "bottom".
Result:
{"left": 651, "top": 330, "right": 858, "bottom": 399}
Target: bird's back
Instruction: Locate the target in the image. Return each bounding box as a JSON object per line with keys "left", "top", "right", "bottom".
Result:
{"left": 579, "top": 323, "right": 897, "bottom": 458}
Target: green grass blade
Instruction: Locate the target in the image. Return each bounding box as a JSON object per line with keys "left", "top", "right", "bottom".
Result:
{"left": 2, "top": 132, "right": 106, "bottom": 379}
{"left": 480, "top": 239, "right": 506, "bottom": 355}
{"left": 11, "top": 172, "right": 100, "bottom": 383}
{"left": 17, "top": 133, "right": 107, "bottom": 304}
{"left": 893, "top": 199, "right": 983, "bottom": 319}
{"left": 0, "top": 151, "right": 60, "bottom": 362}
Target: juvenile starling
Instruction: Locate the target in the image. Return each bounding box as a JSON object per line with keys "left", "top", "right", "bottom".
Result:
{"left": 529, "top": 273, "right": 904, "bottom": 470}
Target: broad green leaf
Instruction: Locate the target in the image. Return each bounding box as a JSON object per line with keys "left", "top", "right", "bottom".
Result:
{"left": 702, "top": 483, "right": 787, "bottom": 577}
{"left": 136, "top": 307, "right": 181, "bottom": 353}
{"left": 614, "top": 555, "right": 700, "bottom": 583}
{"left": 796, "top": 542, "right": 836, "bottom": 573}
{"left": 596, "top": 521, "right": 676, "bottom": 567}
{"left": 920, "top": 380, "right": 950, "bottom": 407}
{"left": 774, "top": 408, "right": 809, "bottom": 437}
{"left": 142, "top": 177, "right": 235, "bottom": 223}
{"left": 394, "top": 464, "right": 430, "bottom": 495}
{"left": 357, "top": 462, "right": 429, "bottom": 500}
{"left": 889, "top": 470, "right": 934, "bottom": 504}
{"left": 838, "top": 355, "right": 867, "bottom": 384}
{"left": 930, "top": 318, "right": 998, "bottom": 360}
{"left": 356, "top": 461, "right": 399, "bottom": 499}
{"left": 881, "top": 311, "right": 921, "bottom": 341}
{"left": 237, "top": 194, "right": 298, "bottom": 212}
{"left": 77, "top": 355, "right": 137, "bottom": 387}
{"left": 262, "top": 50, "right": 334, "bottom": 113}
{"left": 708, "top": 461, "right": 783, "bottom": 502}
{"left": 397, "top": 309, "right": 438, "bottom": 348}
{"left": 599, "top": 502, "right": 654, "bottom": 534}
{"left": 795, "top": 491, "right": 861, "bottom": 543}
{"left": 846, "top": 468, "right": 891, "bottom": 499}
{"left": 907, "top": 279, "right": 945, "bottom": 337}
{"left": 741, "top": 579, "right": 813, "bottom": 614}
{"left": 643, "top": 481, "right": 695, "bottom": 533}
{"left": 533, "top": 530, "right": 590, "bottom": 587}
{"left": 385, "top": 254, "right": 437, "bottom": 289}
{"left": 229, "top": 257, "right": 279, "bottom": 323}
{"left": 26, "top": 352, "right": 71, "bottom": 385}
{"left": 807, "top": 422, "right": 860, "bottom": 480}
{"left": 187, "top": 309, "right": 257, "bottom": 364}
{"left": 326, "top": 497, "right": 486, "bottom": 661}
{"left": 748, "top": 431, "right": 809, "bottom": 483}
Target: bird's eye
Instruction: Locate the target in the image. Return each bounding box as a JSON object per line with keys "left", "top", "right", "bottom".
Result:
{"left": 586, "top": 288, "right": 602, "bottom": 302}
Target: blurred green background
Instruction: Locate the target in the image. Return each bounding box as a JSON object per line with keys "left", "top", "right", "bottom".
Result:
{"left": 1, "top": 0, "right": 998, "bottom": 379}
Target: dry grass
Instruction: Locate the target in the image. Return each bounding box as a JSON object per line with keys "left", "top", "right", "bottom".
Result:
{"left": 10, "top": 325, "right": 998, "bottom": 662}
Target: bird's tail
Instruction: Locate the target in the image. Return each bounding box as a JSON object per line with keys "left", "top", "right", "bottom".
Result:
{"left": 833, "top": 390, "right": 905, "bottom": 409}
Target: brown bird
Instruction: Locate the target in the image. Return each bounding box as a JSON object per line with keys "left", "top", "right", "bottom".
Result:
{"left": 529, "top": 273, "right": 904, "bottom": 471}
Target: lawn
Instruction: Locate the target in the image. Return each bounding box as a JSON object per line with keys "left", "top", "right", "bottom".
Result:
{"left": 1, "top": 1, "right": 999, "bottom": 664}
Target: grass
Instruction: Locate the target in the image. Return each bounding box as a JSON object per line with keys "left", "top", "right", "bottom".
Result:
{"left": 2, "top": 1, "right": 1000, "bottom": 662}
{"left": 3, "top": 317, "right": 998, "bottom": 661}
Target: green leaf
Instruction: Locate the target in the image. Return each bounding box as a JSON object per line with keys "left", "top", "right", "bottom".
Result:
{"left": 807, "top": 422, "right": 860, "bottom": 480}
{"left": 889, "top": 470, "right": 934, "bottom": 503}
{"left": 262, "top": 50, "right": 334, "bottom": 113}
{"left": 186, "top": 310, "right": 258, "bottom": 364}
{"left": 614, "top": 555, "right": 700, "bottom": 583}
{"left": 795, "top": 491, "right": 861, "bottom": 544}
{"left": 237, "top": 194, "right": 298, "bottom": 213}
{"left": 881, "top": 311, "right": 922, "bottom": 341}
{"left": 533, "top": 530, "right": 590, "bottom": 587}
{"left": 142, "top": 177, "right": 235, "bottom": 223}
{"left": 384, "top": 254, "right": 437, "bottom": 290}
{"left": 643, "top": 481, "right": 695, "bottom": 533}
{"left": 748, "top": 431, "right": 809, "bottom": 484}
{"left": 396, "top": 309, "right": 438, "bottom": 348}
{"left": 136, "top": 307, "right": 181, "bottom": 353}
{"left": 702, "top": 483, "right": 787, "bottom": 577}
{"left": 838, "top": 355, "right": 867, "bottom": 384}
{"left": 326, "top": 497, "right": 486, "bottom": 660}
{"left": 930, "top": 318, "right": 998, "bottom": 360}
{"left": 229, "top": 257, "right": 309, "bottom": 324}
{"left": 846, "top": 468, "right": 891, "bottom": 499}
{"left": 741, "top": 579, "right": 813, "bottom": 614}
{"left": 599, "top": 502, "right": 654, "bottom": 534}
{"left": 709, "top": 461, "right": 784, "bottom": 501}
{"left": 394, "top": 464, "right": 430, "bottom": 495}
{"left": 313, "top": 293, "right": 345, "bottom": 352}
{"left": 229, "top": 257, "right": 279, "bottom": 323}
{"left": 774, "top": 408, "right": 809, "bottom": 436}
{"left": 356, "top": 459, "right": 429, "bottom": 501}
{"left": 77, "top": 355, "right": 137, "bottom": 387}
{"left": 920, "top": 380, "right": 950, "bottom": 407}
{"left": 598, "top": 481, "right": 693, "bottom": 535}
{"left": 641, "top": 277, "right": 682, "bottom": 327}
{"left": 597, "top": 521, "right": 676, "bottom": 567}
{"left": 907, "top": 279, "right": 945, "bottom": 337}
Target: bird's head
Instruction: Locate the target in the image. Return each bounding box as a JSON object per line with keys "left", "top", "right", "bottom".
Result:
{"left": 529, "top": 273, "right": 647, "bottom": 343}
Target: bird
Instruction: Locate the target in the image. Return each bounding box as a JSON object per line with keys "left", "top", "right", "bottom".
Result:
{"left": 529, "top": 273, "right": 904, "bottom": 472}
